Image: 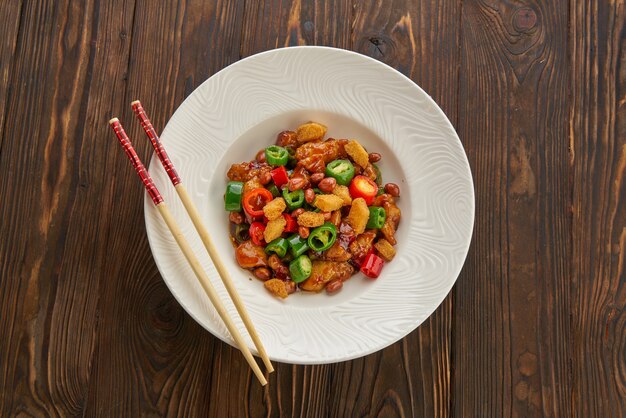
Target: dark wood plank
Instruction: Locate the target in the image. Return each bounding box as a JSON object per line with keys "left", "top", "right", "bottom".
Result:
{"left": 0, "top": 2, "right": 23, "bottom": 410}
{"left": 240, "top": 0, "right": 352, "bottom": 56}
{"left": 238, "top": 2, "right": 353, "bottom": 417}
{"left": 570, "top": 1, "right": 626, "bottom": 416}
{"left": 0, "top": 0, "right": 123, "bottom": 415}
{"left": 6, "top": 1, "right": 625, "bottom": 417}
{"left": 0, "top": 1, "right": 23, "bottom": 149}
{"left": 328, "top": 1, "right": 462, "bottom": 417}
{"left": 83, "top": 1, "right": 246, "bottom": 416}
{"left": 454, "top": 1, "right": 572, "bottom": 417}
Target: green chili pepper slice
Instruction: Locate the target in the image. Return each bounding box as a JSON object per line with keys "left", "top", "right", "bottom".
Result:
{"left": 267, "top": 183, "right": 280, "bottom": 198}
{"left": 265, "top": 145, "right": 289, "bottom": 166}
{"left": 286, "top": 147, "right": 298, "bottom": 168}
{"left": 366, "top": 206, "right": 387, "bottom": 229}
{"left": 224, "top": 181, "right": 244, "bottom": 211}
{"left": 265, "top": 237, "right": 289, "bottom": 258}
{"left": 234, "top": 223, "right": 250, "bottom": 243}
{"left": 289, "top": 254, "right": 312, "bottom": 283}
{"left": 287, "top": 234, "right": 309, "bottom": 257}
{"left": 307, "top": 222, "right": 337, "bottom": 252}
{"left": 325, "top": 159, "right": 355, "bottom": 186}
{"left": 283, "top": 188, "right": 305, "bottom": 210}
{"left": 377, "top": 187, "right": 385, "bottom": 196}
{"left": 372, "top": 163, "right": 382, "bottom": 186}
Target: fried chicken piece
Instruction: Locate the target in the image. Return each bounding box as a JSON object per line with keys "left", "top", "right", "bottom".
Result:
{"left": 345, "top": 139, "right": 369, "bottom": 168}
{"left": 263, "top": 197, "right": 287, "bottom": 221}
{"left": 264, "top": 216, "right": 287, "bottom": 243}
{"left": 380, "top": 200, "right": 401, "bottom": 245}
{"left": 346, "top": 197, "right": 369, "bottom": 235}
{"left": 243, "top": 178, "right": 263, "bottom": 194}
{"left": 331, "top": 185, "right": 352, "bottom": 206}
{"left": 374, "top": 238, "right": 396, "bottom": 261}
{"left": 227, "top": 162, "right": 272, "bottom": 182}
{"left": 299, "top": 261, "right": 354, "bottom": 292}
{"left": 320, "top": 241, "right": 352, "bottom": 262}
{"left": 235, "top": 240, "right": 268, "bottom": 269}
{"left": 314, "top": 194, "right": 344, "bottom": 212}
{"left": 264, "top": 279, "right": 288, "bottom": 298}
{"left": 349, "top": 230, "right": 377, "bottom": 263}
{"left": 297, "top": 211, "right": 325, "bottom": 228}
{"left": 296, "top": 122, "right": 327, "bottom": 143}
{"left": 295, "top": 139, "right": 347, "bottom": 173}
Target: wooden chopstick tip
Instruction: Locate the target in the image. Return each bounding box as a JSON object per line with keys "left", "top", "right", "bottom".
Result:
{"left": 131, "top": 99, "right": 141, "bottom": 106}
{"left": 108, "top": 117, "right": 119, "bottom": 125}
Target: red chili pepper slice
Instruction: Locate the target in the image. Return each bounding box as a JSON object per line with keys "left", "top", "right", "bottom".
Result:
{"left": 283, "top": 213, "right": 298, "bottom": 232}
{"left": 242, "top": 188, "right": 273, "bottom": 218}
{"left": 360, "top": 252, "right": 384, "bottom": 278}
{"left": 270, "top": 166, "right": 289, "bottom": 188}
{"left": 249, "top": 222, "right": 266, "bottom": 246}
{"left": 349, "top": 175, "right": 378, "bottom": 205}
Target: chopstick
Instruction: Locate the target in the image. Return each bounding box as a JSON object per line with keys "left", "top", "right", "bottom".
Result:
{"left": 108, "top": 118, "right": 268, "bottom": 386}
{"left": 130, "top": 100, "right": 274, "bottom": 374}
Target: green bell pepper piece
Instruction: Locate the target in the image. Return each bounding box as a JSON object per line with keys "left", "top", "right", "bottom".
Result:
{"left": 325, "top": 159, "right": 355, "bottom": 186}
{"left": 289, "top": 254, "right": 312, "bottom": 283}
{"left": 224, "top": 181, "right": 244, "bottom": 211}
{"left": 307, "top": 222, "right": 337, "bottom": 252}
{"left": 366, "top": 206, "right": 387, "bottom": 229}
{"left": 265, "top": 237, "right": 289, "bottom": 258}
{"left": 286, "top": 147, "right": 298, "bottom": 168}
{"left": 267, "top": 183, "right": 280, "bottom": 198}
{"left": 283, "top": 188, "right": 305, "bottom": 210}
{"left": 234, "top": 223, "right": 250, "bottom": 243}
{"left": 265, "top": 145, "right": 289, "bottom": 166}
{"left": 287, "top": 234, "right": 309, "bottom": 257}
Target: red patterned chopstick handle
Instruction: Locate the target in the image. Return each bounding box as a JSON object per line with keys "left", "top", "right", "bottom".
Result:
{"left": 109, "top": 118, "right": 164, "bottom": 205}
{"left": 131, "top": 100, "right": 181, "bottom": 186}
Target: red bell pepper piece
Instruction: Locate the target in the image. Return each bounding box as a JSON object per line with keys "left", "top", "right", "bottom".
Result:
{"left": 249, "top": 222, "right": 266, "bottom": 246}
{"left": 283, "top": 213, "right": 298, "bottom": 232}
{"left": 270, "top": 166, "right": 289, "bottom": 187}
{"left": 242, "top": 188, "right": 273, "bottom": 218}
{"left": 349, "top": 175, "right": 378, "bottom": 205}
{"left": 360, "top": 252, "right": 384, "bottom": 278}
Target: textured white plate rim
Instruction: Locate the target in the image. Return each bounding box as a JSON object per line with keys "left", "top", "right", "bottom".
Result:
{"left": 144, "top": 46, "right": 475, "bottom": 365}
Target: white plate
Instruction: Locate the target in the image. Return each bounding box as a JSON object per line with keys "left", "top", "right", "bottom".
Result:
{"left": 145, "top": 46, "right": 474, "bottom": 364}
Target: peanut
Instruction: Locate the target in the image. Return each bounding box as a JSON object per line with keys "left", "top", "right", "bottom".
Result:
{"left": 254, "top": 267, "right": 271, "bottom": 281}
{"left": 384, "top": 183, "right": 400, "bottom": 197}
{"left": 288, "top": 175, "right": 306, "bottom": 191}
{"left": 291, "top": 208, "right": 305, "bottom": 218}
{"left": 259, "top": 171, "right": 272, "bottom": 185}
{"left": 310, "top": 172, "right": 325, "bottom": 184}
{"left": 229, "top": 212, "right": 244, "bottom": 224}
{"left": 318, "top": 177, "right": 337, "bottom": 193}
{"left": 304, "top": 188, "right": 316, "bottom": 204}
{"left": 368, "top": 152, "right": 381, "bottom": 163}
{"left": 325, "top": 279, "right": 343, "bottom": 294}
{"left": 298, "top": 226, "right": 310, "bottom": 239}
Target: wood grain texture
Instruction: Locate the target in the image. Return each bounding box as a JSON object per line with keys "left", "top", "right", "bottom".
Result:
{"left": 455, "top": 1, "right": 572, "bottom": 417}
{"left": 84, "top": 1, "right": 247, "bottom": 416}
{"left": 331, "top": 1, "right": 462, "bottom": 417}
{"left": 0, "top": 0, "right": 23, "bottom": 150}
{"left": 0, "top": 0, "right": 624, "bottom": 417}
{"left": 0, "top": 0, "right": 103, "bottom": 415}
{"left": 570, "top": 1, "right": 626, "bottom": 416}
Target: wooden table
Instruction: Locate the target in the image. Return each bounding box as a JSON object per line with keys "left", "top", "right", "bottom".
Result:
{"left": 1, "top": 1, "right": 624, "bottom": 417}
